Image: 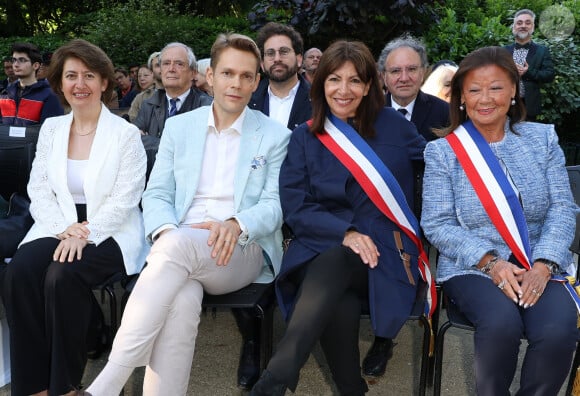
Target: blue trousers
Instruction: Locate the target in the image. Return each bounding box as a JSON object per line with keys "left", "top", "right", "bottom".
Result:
{"left": 444, "top": 274, "right": 578, "bottom": 396}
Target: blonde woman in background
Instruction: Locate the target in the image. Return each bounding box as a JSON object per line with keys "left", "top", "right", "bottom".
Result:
{"left": 421, "top": 60, "right": 458, "bottom": 103}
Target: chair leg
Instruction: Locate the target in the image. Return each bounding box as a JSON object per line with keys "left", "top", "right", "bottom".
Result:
{"left": 103, "top": 285, "right": 117, "bottom": 342}
{"left": 433, "top": 320, "right": 452, "bottom": 396}
{"left": 418, "top": 316, "right": 431, "bottom": 396}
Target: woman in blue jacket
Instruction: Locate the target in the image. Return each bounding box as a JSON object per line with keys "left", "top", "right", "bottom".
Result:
{"left": 251, "top": 40, "right": 427, "bottom": 395}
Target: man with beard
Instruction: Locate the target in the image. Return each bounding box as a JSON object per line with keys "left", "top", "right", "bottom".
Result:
{"left": 503, "top": 9, "right": 554, "bottom": 121}
{"left": 302, "top": 47, "right": 322, "bottom": 84}
{"left": 249, "top": 22, "right": 312, "bottom": 132}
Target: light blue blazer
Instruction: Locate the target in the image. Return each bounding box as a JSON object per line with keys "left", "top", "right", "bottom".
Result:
{"left": 22, "top": 104, "right": 148, "bottom": 275}
{"left": 421, "top": 120, "right": 579, "bottom": 282}
{"left": 142, "top": 105, "right": 291, "bottom": 283}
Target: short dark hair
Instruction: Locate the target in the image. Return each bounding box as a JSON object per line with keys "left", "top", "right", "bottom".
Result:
{"left": 446, "top": 46, "right": 525, "bottom": 135}
{"left": 210, "top": 33, "right": 261, "bottom": 73}
{"left": 11, "top": 42, "right": 42, "bottom": 64}
{"left": 255, "top": 22, "right": 304, "bottom": 57}
{"left": 309, "top": 40, "right": 385, "bottom": 137}
{"left": 47, "top": 39, "right": 116, "bottom": 107}
{"left": 114, "top": 67, "right": 129, "bottom": 76}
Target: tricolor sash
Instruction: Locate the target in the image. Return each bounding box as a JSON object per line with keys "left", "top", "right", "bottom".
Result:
{"left": 446, "top": 120, "right": 580, "bottom": 312}
{"left": 313, "top": 114, "right": 437, "bottom": 318}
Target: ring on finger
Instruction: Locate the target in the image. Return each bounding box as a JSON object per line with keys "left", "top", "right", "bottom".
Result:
{"left": 531, "top": 288, "right": 540, "bottom": 295}
{"left": 497, "top": 280, "right": 506, "bottom": 290}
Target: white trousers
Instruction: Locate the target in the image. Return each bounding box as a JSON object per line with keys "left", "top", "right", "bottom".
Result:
{"left": 109, "top": 227, "right": 263, "bottom": 395}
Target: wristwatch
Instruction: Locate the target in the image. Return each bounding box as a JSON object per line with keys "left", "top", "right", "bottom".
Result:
{"left": 536, "top": 259, "right": 559, "bottom": 275}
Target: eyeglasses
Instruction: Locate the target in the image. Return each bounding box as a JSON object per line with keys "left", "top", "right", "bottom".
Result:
{"left": 11, "top": 57, "right": 31, "bottom": 64}
{"left": 385, "top": 65, "right": 422, "bottom": 79}
{"left": 264, "top": 47, "right": 294, "bottom": 60}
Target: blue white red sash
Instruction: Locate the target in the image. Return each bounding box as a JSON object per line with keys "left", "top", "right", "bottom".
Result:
{"left": 314, "top": 114, "right": 437, "bottom": 318}
{"left": 446, "top": 121, "right": 580, "bottom": 312}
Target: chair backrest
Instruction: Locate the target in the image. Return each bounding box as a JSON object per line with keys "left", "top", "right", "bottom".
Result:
{"left": 567, "top": 165, "right": 580, "bottom": 255}
{"left": 0, "top": 124, "right": 41, "bottom": 200}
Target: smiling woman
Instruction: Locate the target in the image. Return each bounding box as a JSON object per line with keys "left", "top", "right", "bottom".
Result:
{"left": 422, "top": 46, "right": 578, "bottom": 395}
{"left": 250, "top": 40, "right": 428, "bottom": 395}
{"left": 1, "top": 39, "right": 147, "bottom": 396}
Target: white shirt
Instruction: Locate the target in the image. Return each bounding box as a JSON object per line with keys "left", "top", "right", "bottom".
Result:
{"left": 182, "top": 107, "right": 245, "bottom": 224}
{"left": 391, "top": 97, "right": 417, "bottom": 122}
{"left": 268, "top": 80, "right": 300, "bottom": 128}
{"left": 152, "top": 105, "right": 249, "bottom": 240}
{"left": 67, "top": 159, "right": 88, "bottom": 204}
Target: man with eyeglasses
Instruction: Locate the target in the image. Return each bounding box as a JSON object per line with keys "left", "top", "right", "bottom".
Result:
{"left": 378, "top": 34, "right": 449, "bottom": 143}
{"left": 360, "top": 34, "right": 450, "bottom": 380}
{"left": 249, "top": 22, "right": 312, "bottom": 132}
{"left": 133, "top": 42, "right": 212, "bottom": 149}
{"left": 0, "top": 42, "right": 63, "bottom": 126}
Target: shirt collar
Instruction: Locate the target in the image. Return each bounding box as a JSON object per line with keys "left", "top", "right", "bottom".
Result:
{"left": 207, "top": 104, "right": 246, "bottom": 135}
{"left": 166, "top": 89, "right": 190, "bottom": 107}
{"left": 391, "top": 97, "right": 417, "bottom": 116}
{"left": 267, "top": 79, "right": 300, "bottom": 100}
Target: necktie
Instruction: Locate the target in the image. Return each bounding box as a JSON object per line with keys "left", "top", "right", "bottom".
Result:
{"left": 168, "top": 98, "right": 178, "bottom": 117}
{"left": 398, "top": 108, "right": 408, "bottom": 116}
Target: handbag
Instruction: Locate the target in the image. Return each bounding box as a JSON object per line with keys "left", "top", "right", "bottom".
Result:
{"left": 0, "top": 192, "right": 33, "bottom": 259}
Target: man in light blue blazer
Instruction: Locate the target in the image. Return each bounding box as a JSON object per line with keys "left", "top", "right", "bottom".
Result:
{"left": 86, "top": 33, "right": 291, "bottom": 395}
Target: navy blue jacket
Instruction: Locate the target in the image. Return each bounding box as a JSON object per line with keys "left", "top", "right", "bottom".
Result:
{"left": 249, "top": 74, "right": 312, "bottom": 130}
{"left": 277, "top": 107, "right": 426, "bottom": 337}
{"left": 387, "top": 91, "right": 449, "bottom": 141}
{"left": 0, "top": 79, "right": 63, "bottom": 126}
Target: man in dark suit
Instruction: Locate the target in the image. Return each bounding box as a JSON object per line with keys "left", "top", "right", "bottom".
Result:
{"left": 503, "top": 9, "right": 555, "bottom": 121}
{"left": 240, "top": 22, "right": 312, "bottom": 391}
{"left": 378, "top": 34, "right": 449, "bottom": 142}
{"left": 360, "top": 34, "right": 450, "bottom": 378}
{"left": 248, "top": 22, "right": 312, "bottom": 132}
{"left": 133, "top": 42, "right": 212, "bottom": 141}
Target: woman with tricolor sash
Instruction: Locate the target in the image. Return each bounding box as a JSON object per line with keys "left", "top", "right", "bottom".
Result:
{"left": 421, "top": 46, "right": 578, "bottom": 395}
{"left": 250, "top": 40, "right": 429, "bottom": 395}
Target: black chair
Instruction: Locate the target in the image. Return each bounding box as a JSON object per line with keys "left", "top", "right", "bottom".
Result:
{"left": 0, "top": 124, "right": 41, "bottom": 200}
{"left": 565, "top": 165, "right": 580, "bottom": 396}
{"left": 203, "top": 282, "right": 276, "bottom": 368}
{"left": 434, "top": 165, "right": 580, "bottom": 396}
{"left": 0, "top": 145, "right": 34, "bottom": 200}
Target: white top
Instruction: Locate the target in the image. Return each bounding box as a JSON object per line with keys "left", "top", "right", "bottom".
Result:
{"left": 268, "top": 80, "right": 300, "bottom": 128}
{"left": 67, "top": 159, "right": 88, "bottom": 204}
{"left": 181, "top": 107, "right": 246, "bottom": 224}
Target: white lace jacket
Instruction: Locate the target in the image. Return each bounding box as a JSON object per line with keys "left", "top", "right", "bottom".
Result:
{"left": 21, "top": 104, "right": 149, "bottom": 275}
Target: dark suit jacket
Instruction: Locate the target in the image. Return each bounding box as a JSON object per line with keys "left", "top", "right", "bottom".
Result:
{"left": 133, "top": 86, "right": 212, "bottom": 138}
{"left": 503, "top": 42, "right": 555, "bottom": 117}
{"left": 277, "top": 108, "right": 427, "bottom": 338}
{"left": 387, "top": 91, "right": 449, "bottom": 141}
{"left": 248, "top": 74, "right": 312, "bottom": 130}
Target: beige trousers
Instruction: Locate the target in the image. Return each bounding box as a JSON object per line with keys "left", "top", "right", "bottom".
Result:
{"left": 109, "top": 227, "right": 263, "bottom": 395}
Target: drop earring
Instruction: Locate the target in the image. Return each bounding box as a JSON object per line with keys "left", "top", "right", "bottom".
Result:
{"left": 459, "top": 103, "right": 465, "bottom": 111}
{"left": 511, "top": 98, "right": 516, "bottom": 105}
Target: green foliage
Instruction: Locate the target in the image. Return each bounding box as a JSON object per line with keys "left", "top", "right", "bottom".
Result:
{"left": 422, "top": 0, "right": 579, "bottom": 141}
{"left": 0, "top": 34, "right": 68, "bottom": 57}
{"left": 80, "top": 0, "right": 253, "bottom": 66}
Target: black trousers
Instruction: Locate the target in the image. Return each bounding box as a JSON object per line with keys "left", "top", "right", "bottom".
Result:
{"left": 267, "top": 246, "right": 369, "bottom": 395}
{"left": 2, "top": 236, "right": 124, "bottom": 395}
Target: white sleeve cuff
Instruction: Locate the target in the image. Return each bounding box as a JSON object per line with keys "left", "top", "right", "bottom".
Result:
{"left": 152, "top": 224, "right": 177, "bottom": 242}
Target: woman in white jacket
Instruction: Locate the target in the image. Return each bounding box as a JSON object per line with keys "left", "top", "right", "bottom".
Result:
{"left": 2, "top": 39, "right": 148, "bottom": 396}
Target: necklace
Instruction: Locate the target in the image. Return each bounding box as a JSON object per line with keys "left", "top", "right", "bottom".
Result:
{"left": 73, "top": 125, "right": 97, "bottom": 136}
